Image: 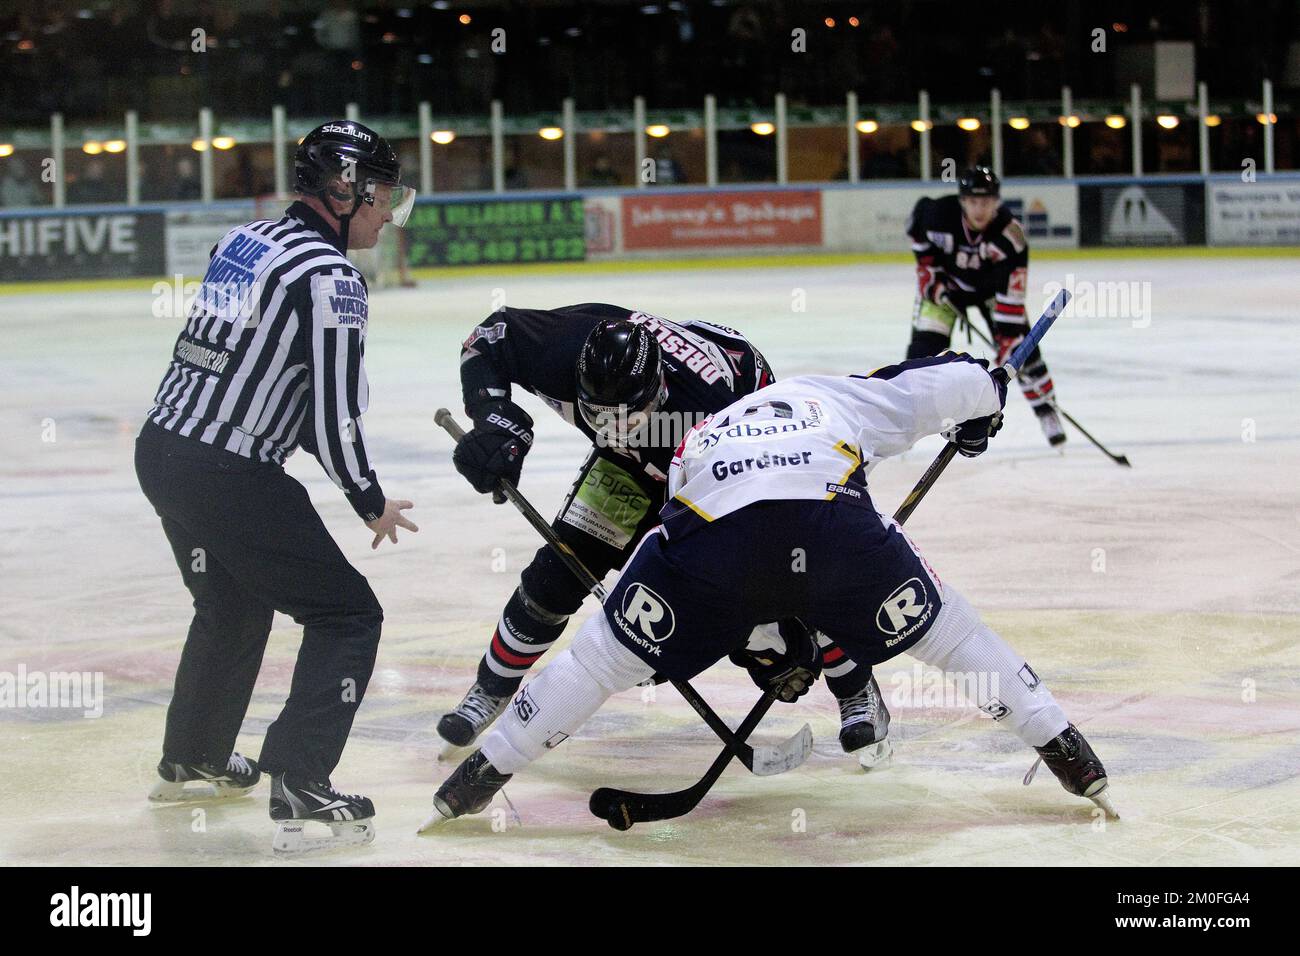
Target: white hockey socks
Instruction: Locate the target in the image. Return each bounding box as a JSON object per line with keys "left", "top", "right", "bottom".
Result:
{"left": 907, "top": 583, "right": 1068, "bottom": 748}
{"left": 481, "top": 613, "right": 656, "bottom": 775}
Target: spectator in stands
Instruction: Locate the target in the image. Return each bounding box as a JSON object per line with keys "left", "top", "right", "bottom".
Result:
{"left": 70, "top": 160, "right": 119, "bottom": 205}
{"left": 653, "top": 146, "right": 685, "bottom": 184}
{"left": 0, "top": 157, "right": 45, "bottom": 208}
{"left": 585, "top": 153, "right": 621, "bottom": 187}
{"left": 175, "top": 156, "right": 201, "bottom": 200}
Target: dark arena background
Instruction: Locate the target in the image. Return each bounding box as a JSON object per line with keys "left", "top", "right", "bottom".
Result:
{"left": 0, "top": 0, "right": 1293, "bottom": 918}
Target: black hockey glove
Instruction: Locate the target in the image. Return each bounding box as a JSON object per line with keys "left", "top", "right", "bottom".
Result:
{"left": 453, "top": 400, "right": 534, "bottom": 501}
{"left": 729, "top": 619, "right": 823, "bottom": 704}
{"left": 954, "top": 411, "right": 1004, "bottom": 458}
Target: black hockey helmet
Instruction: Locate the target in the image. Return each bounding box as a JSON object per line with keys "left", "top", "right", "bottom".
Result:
{"left": 958, "top": 165, "right": 1000, "bottom": 198}
{"left": 295, "top": 120, "right": 415, "bottom": 236}
{"left": 576, "top": 319, "right": 665, "bottom": 434}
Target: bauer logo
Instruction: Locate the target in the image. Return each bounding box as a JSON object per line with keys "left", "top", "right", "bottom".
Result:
{"left": 1018, "top": 663, "right": 1041, "bottom": 690}
{"left": 876, "top": 577, "right": 934, "bottom": 639}
{"left": 620, "top": 583, "right": 676, "bottom": 642}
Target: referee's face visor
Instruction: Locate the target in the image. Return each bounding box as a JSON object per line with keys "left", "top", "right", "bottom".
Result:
{"left": 367, "top": 181, "right": 417, "bottom": 228}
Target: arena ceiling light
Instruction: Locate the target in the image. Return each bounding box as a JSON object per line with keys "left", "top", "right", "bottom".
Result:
{"left": 646, "top": 124, "right": 670, "bottom": 137}
{"left": 1204, "top": 115, "right": 1222, "bottom": 127}
{"left": 1059, "top": 115, "right": 1081, "bottom": 128}
{"left": 212, "top": 136, "right": 236, "bottom": 150}
{"left": 82, "top": 141, "right": 104, "bottom": 155}
{"left": 956, "top": 117, "right": 981, "bottom": 131}
{"left": 1007, "top": 116, "right": 1030, "bottom": 130}
{"left": 1104, "top": 115, "right": 1127, "bottom": 129}
{"left": 431, "top": 130, "right": 456, "bottom": 144}
{"left": 855, "top": 120, "right": 879, "bottom": 134}
{"left": 103, "top": 140, "right": 126, "bottom": 153}
{"left": 750, "top": 122, "right": 775, "bottom": 135}
{"left": 1256, "top": 112, "right": 1277, "bottom": 124}
{"left": 538, "top": 127, "right": 564, "bottom": 140}
{"left": 191, "top": 139, "right": 208, "bottom": 152}
{"left": 1155, "top": 115, "right": 1179, "bottom": 129}
{"left": 0, "top": 144, "right": 13, "bottom": 157}
{"left": 909, "top": 119, "right": 932, "bottom": 132}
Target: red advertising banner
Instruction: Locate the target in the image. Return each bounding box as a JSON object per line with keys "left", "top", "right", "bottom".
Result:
{"left": 622, "top": 190, "right": 822, "bottom": 250}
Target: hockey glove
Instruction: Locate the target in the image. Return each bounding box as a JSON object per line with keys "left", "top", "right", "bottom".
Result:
{"left": 453, "top": 400, "right": 534, "bottom": 501}
{"left": 729, "top": 619, "right": 823, "bottom": 703}
{"left": 954, "top": 411, "right": 1004, "bottom": 458}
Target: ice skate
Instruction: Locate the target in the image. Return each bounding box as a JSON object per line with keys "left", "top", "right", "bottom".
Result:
{"left": 417, "top": 749, "right": 512, "bottom": 832}
{"left": 269, "top": 774, "right": 376, "bottom": 855}
{"left": 1035, "top": 404, "right": 1067, "bottom": 448}
{"left": 1034, "top": 724, "right": 1118, "bottom": 819}
{"left": 148, "top": 752, "right": 261, "bottom": 803}
{"left": 436, "top": 681, "right": 511, "bottom": 756}
{"left": 838, "top": 674, "right": 893, "bottom": 770}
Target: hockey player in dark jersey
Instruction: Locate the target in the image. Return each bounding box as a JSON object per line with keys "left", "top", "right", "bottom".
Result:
{"left": 438, "top": 304, "right": 891, "bottom": 766}
{"left": 906, "top": 166, "right": 1066, "bottom": 447}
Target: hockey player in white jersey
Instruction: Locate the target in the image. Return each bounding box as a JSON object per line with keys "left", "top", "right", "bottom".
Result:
{"left": 421, "top": 352, "right": 1113, "bottom": 827}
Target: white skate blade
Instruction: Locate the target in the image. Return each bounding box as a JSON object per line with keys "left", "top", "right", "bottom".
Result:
{"left": 148, "top": 779, "right": 256, "bottom": 803}
{"left": 1086, "top": 783, "right": 1120, "bottom": 820}
{"left": 272, "top": 818, "right": 375, "bottom": 855}
{"left": 750, "top": 723, "right": 814, "bottom": 776}
{"left": 416, "top": 797, "right": 456, "bottom": 834}
{"left": 856, "top": 737, "right": 894, "bottom": 771}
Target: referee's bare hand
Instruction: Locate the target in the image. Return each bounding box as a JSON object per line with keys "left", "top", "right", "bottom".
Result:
{"left": 366, "top": 498, "right": 419, "bottom": 549}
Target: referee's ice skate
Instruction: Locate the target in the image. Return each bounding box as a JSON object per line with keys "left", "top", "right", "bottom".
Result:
{"left": 269, "top": 774, "right": 377, "bottom": 855}
{"left": 148, "top": 753, "right": 261, "bottom": 803}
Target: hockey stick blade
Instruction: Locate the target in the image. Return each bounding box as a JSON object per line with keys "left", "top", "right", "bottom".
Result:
{"left": 747, "top": 722, "right": 813, "bottom": 776}
{"left": 590, "top": 692, "right": 779, "bottom": 829}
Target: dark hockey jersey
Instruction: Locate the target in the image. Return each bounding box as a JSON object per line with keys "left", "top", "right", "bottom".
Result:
{"left": 907, "top": 195, "right": 1029, "bottom": 324}
{"left": 459, "top": 303, "right": 774, "bottom": 482}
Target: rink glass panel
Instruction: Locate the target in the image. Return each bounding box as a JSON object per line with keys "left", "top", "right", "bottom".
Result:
{"left": 575, "top": 131, "right": 636, "bottom": 188}
{"left": 431, "top": 135, "right": 495, "bottom": 193}
{"left": 716, "top": 128, "right": 777, "bottom": 184}
{"left": 501, "top": 133, "right": 565, "bottom": 191}
{"left": 62, "top": 147, "right": 129, "bottom": 206}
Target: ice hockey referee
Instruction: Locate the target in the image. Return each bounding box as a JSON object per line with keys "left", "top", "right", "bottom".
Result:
{"left": 134, "top": 120, "right": 418, "bottom": 853}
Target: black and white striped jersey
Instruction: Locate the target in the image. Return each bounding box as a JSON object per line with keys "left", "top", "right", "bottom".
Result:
{"left": 146, "top": 200, "right": 385, "bottom": 521}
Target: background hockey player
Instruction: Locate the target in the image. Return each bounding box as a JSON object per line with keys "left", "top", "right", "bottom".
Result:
{"left": 441, "top": 304, "right": 891, "bottom": 766}
{"left": 135, "top": 121, "right": 418, "bottom": 853}
{"left": 905, "top": 166, "right": 1066, "bottom": 447}
{"left": 424, "top": 352, "right": 1112, "bottom": 826}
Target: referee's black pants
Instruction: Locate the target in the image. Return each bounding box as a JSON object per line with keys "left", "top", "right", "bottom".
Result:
{"left": 135, "top": 422, "right": 383, "bottom": 781}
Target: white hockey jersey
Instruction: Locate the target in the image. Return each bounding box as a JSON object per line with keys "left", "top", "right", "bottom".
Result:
{"left": 660, "top": 353, "right": 1004, "bottom": 538}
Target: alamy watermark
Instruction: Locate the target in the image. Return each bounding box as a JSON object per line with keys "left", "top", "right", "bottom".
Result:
{"left": 1042, "top": 273, "right": 1152, "bottom": 328}
{"left": 0, "top": 665, "right": 104, "bottom": 718}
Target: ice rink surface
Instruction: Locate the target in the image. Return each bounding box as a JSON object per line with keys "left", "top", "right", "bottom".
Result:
{"left": 2, "top": 254, "right": 1298, "bottom": 866}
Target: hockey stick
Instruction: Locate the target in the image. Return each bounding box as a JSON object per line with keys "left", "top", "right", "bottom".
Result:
{"left": 961, "top": 308, "right": 1131, "bottom": 467}
{"left": 434, "top": 409, "right": 813, "bottom": 778}
{"left": 587, "top": 289, "right": 1074, "bottom": 829}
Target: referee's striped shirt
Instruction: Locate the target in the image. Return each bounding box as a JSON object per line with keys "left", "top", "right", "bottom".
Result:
{"left": 147, "top": 200, "right": 385, "bottom": 521}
